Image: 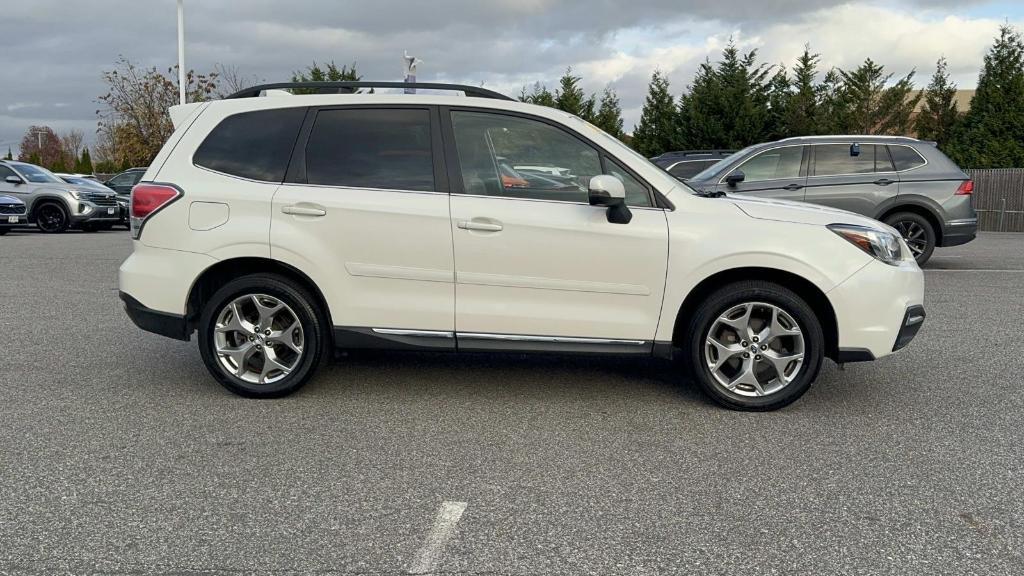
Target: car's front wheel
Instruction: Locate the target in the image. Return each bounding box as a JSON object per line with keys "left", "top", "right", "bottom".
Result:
{"left": 884, "top": 212, "right": 935, "bottom": 266}
{"left": 34, "top": 202, "right": 69, "bottom": 233}
{"left": 198, "top": 274, "right": 327, "bottom": 398}
{"left": 683, "top": 281, "right": 825, "bottom": 411}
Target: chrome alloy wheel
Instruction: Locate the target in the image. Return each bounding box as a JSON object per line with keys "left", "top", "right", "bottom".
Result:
{"left": 213, "top": 294, "right": 304, "bottom": 385}
{"left": 893, "top": 220, "right": 927, "bottom": 258}
{"left": 704, "top": 302, "right": 805, "bottom": 397}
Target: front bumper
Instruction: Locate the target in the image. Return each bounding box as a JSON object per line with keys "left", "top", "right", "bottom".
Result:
{"left": 0, "top": 214, "right": 28, "bottom": 227}
{"left": 69, "top": 202, "right": 122, "bottom": 223}
{"left": 940, "top": 218, "right": 977, "bottom": 247}
{"left": 827, "top": 258, "right": 925, "bottom": 360}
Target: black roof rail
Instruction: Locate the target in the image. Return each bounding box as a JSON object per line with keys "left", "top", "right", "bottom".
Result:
{"left": 654, "top": 149, "right": 736, "bottom": 158}
{"left": 225, "top": 82, "right": 514, "bottom": 101}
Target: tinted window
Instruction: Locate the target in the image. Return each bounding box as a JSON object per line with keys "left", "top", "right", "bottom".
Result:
{"left": 305, "top": 108, "right": 434, "bottom": 191}
{"left": 732, "top": 146, "right": 803, "bottom": 182}
{"left": 889, "top": 145, "right": 927, "bottom": 171}
{"left": 669, "top": 160, "right": 716, "bottom": 179}
{"left": 813, "top": 144, "right": 886, "bottom": 176}
{"left": 194, "top": 107, "right": 305, "bottom": 182}
{"left": 0, "top": 165, "right": 16, "bottom": 180}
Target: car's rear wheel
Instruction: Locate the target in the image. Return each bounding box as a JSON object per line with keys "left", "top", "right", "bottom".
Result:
{"left": 884, "top": 212, "right": 935, "bottom": 266}
{"left": 683, "top": 281, "right": 824, "bottom": 411}
{"left": 198, "top": 274, "right": 327, "bottom": 398}
{"left": 35, "top": 202, "right": 69, "bottom": 233}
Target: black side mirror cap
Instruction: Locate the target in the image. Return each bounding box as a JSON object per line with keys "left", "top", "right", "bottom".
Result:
{"left": 725, "top": 171, "right": 745, "bottom": 187}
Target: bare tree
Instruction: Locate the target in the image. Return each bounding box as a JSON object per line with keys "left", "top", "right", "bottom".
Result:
{"left": 60, "top": 129, "right": 84, "bottom": 170}
{"left": 214, "top": 63, "right": 261, "bottom": 97}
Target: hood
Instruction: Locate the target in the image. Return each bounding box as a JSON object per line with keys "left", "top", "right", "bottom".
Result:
{"left": 727, "top": 194, "right": 884, "bottom": 229}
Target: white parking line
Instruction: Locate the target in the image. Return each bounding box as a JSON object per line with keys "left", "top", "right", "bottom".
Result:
{"left": 410, "top": 501, "right": 468, "bottom": 575}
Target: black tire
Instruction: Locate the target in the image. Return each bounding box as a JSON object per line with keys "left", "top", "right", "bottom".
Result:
{"left": 682, "top": 281, "right": 825, "bottom": 411}
{"left": 34, "top": 202, "right": 69, "bottom": 233}
{"left": 884, "top": 212, "right": 935, "bottom": 266}
{"left": 198, "top": 274, "right": 328, "bottom": 398}
{"left": 0, "top": 229, "right": 8, "bottom": 236}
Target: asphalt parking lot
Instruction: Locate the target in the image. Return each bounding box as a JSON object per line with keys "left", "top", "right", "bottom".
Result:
{"left": 1, "top": 229, "right": 1022, "bottom": 575}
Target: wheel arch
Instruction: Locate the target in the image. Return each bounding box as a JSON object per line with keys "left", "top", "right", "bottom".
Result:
{"left": 185, "top": 257, "right": 333, "bottom": 342}
{"left": 27, "top": 194, "right": 73, "bottom": 221}
{"left": 876, "top": 199, "right": 944, "bottom": 245}
{"left": 671, "top": 267, "right": 840, "bottom": 361}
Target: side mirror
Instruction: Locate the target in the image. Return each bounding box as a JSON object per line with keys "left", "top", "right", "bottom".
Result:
{"left": 588, "top": 174, "right": 631, "bottom": 224}
{"left": 850, "top": 143, "right": 861, "bottom": 157}
{"left": 5, "top": 175, "right": 23, "bottom": 185}
{"left": 725, "top": 171, "right": 745, "bottom": 187}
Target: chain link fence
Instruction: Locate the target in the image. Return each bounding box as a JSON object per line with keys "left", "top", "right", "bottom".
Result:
{"left": 967, "top": 169, "right": 1024, "bottom": 232}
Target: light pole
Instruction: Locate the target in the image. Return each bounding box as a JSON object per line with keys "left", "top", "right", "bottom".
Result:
{"left": 177, "top": 0, "right": 186, "bottom": 105}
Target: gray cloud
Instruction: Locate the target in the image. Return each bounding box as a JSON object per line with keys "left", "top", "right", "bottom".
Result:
{"left": 0, "top": 0, "right": 1004, "bottom": 152}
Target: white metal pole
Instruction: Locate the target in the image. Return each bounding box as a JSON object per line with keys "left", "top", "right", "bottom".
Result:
{"left": 177, "top": 0, "right": 186, "bottom": 105}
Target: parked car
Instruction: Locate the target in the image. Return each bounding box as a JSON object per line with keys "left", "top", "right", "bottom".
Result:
{"left": 0, "top": 194, "right": 28, "bottom": 235}
{"left": 651, "top": 150, "right": 736, "bottom": 181}
{"left": 685, "top": 136, "right": 977, "bottom": 265}
{"left": 119, "top": 81, "right": 925, "bottom": 411}
{"left": 104, "top": 167, "right": 146, "bottom": 195}
{"left": 0, "top": 160, "right": 121, "bottom": 232}
{"left": 58, "top": 173, "right": 130, "bottom": 229}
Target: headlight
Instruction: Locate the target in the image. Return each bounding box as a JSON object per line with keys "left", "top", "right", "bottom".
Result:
{"left": 828, "top": 224, "right": 904, "bottom": 265}
{"left": 68, "top": 189, "right": 81, "bottom": 200}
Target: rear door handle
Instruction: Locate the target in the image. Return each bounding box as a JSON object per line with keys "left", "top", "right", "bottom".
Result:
{"left": 874, "top": 178, "right": 895, "bottom": 186}
{"left": 282, "top": 204, "right": 327, "bottom": 217}
{"left": 782, "top": 184, "right": 803, "bottom": 191}
{"left": 457, "top": 220, "right": 503, "bottom": 232}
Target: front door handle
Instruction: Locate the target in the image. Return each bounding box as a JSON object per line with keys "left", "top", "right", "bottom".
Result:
{"left": 782, "top": 184, "right": 804, "bottom": 191}
{"left": 457, "top": 220, "right": 503, "bottom": 232}
{"left": 874, "top": 178, "right": 895, "bottom": 186}
{"left": 282, "top": 204, "right": 327, "bottom": 217}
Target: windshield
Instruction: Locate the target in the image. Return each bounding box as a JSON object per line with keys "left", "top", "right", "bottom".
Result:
{"left": 14, "top": 164, "right": 64, "bottom": 184}
{"left": 63, "top": 177, "right": 109, "bottom": 191}
{"left": 689, "top": 147, "right": 753, "bottom": 182}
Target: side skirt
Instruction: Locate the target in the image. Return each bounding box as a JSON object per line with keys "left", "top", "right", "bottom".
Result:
{"left": 332, "top": 327, "right": 654, "bottom": 355}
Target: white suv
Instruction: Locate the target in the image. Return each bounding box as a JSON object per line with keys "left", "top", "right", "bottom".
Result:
{"left": 119, "top": 82, "right": 925, "bottom": 410}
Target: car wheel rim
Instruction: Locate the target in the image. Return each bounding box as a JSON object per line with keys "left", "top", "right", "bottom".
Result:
{"left": 213, "top": 294, "right": 304, "bottom": 385}
{"left": 704, "top": 302, "right": 805, "bottom": 398}
{"left": 894, "top": 221, "right": 927, "bottom": 258}
{"left": 38, "top": 206, "right": 64, "bottom": 231}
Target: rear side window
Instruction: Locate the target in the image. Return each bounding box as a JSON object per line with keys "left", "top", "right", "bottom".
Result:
{"left": 194, "top": 107, "right": 305, "bottom": 182}
{"left": 305, "top": 108, "right": 435, "bottom": 191}
{"left": 812, "top": 144, "right": 888, "bottom": 176}
{"left": 888, "top": 145, "right": 927, "bottom": 171}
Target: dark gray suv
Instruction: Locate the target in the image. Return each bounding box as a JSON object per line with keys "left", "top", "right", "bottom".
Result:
{"left": 686, "top": 136, "right": 977, "bottom": 264}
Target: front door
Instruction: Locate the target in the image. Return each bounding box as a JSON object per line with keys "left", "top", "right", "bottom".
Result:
{"left": 445, "top": 109, "right": 668, "bottom": 349}
{"left": 720, "top": 144, "right": 808, "bottom": 201}
{"left": 270, "top": 106, "right": 455, "bottom": 345}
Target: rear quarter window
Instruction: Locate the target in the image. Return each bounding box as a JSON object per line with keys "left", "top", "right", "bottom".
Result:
{"left": 888, "top": 145, "right": 927, "bottom": 171}
{"left": 193, "top": 107, "right": 306, "bottom": 182}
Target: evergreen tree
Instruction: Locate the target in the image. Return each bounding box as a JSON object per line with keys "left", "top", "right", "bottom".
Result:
{"left": 631, "top": 70, "right": 678, "bottom": 156}
{"left": 835, "top": 58, "right": 919, "bottom": 134}
{"left": 914, "top": 57, "right": 960, "bottom": 146}
{"left": 766, "top": 66, "right": 791, "bottom": 140}
{"left": 553, "top": 68, "right": 595, "bottom": 121}
{"left": 816, "top": 68, "right": 847, "bottom": 133}
{"left": 75, "top": 148, "right": 94, "bottom": 174}
{"left": 947, "top": 25, "right": 1024, "bottom": 168}
{"left": 4, "top": 147, "right": 11, "bottom": 160}
{"left": 519, "top": 82, "right": 556, "bottom": 107}
{"left": 291, "top": 61, "right": 362, "bottom": 94}
{"left": 785, "top": 45, "right": 821, "bottom": 137}
{"left": 677, "top": 42, "right": 773, "bottom": 149}
{"left": 593, "top": 88, "right": 625, "bottom": 138}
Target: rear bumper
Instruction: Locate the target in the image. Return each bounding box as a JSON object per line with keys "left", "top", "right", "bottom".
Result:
{"left": 120, "top": 291, "right": 191, "bottom": 341}
{"left": 940, "top": 218, "right": 977, "bottom": 247}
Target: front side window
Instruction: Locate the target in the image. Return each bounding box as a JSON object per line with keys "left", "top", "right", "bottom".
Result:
{"left": 194, "top": 107, "right": 306, "bottom": 182}
{"left": 812, "top": 144, "right": 884, "bottom": 176}
{"left": 305, "top": 108, "right": 435, "bottom": 191}
{"left": 888, "top": 145, "right": 927, "bottom": 171}
{"left": 451, "top": 111, "right": 600, "bottom": 204}
{"left": 730, "top": 146, "right": 803, "bottom": 183}
{"left": 0, "top": 165, "right": 16, "bottom": 180}
{"left": 604, "top": 157, "right": 652, "bottom": 207}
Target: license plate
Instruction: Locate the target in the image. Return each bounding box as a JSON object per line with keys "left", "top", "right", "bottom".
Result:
{"left": 7, "top": 216, "right": 17, "bottom": 224}
{"left": 107, "top": 207, "right": 116, "bottom": 215}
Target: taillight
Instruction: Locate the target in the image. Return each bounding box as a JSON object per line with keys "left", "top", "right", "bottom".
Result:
{"left": 955, "top": 180, "right": 974, "bottom": 195}
{"left": 130, "top": 183, "right": 182, "bottom": 239}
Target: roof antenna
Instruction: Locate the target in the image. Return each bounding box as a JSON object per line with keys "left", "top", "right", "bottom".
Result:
{"left": 403, "top": 51, "right": 422, "bottom": 94}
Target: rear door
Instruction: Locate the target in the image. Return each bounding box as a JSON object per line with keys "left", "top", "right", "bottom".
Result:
{"left": 803, "top": 143, "right": 897, "bottom": 215}
{"left": 270, "top": 106, "right": 455, "bottom": 343}
{"left": 720, "top": 145, "right": 808, "bottom": 201}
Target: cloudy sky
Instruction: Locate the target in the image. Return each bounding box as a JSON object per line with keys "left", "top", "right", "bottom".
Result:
{"left": 2, "top": 0, "right": 1023, "bottom": 153}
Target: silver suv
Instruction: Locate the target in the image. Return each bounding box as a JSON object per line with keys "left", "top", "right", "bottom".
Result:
{"left": 0, "top": 160, "right": 121, "bottom": 233}
{"left": 685, "top": 136, "right": 977, "bottom": 265}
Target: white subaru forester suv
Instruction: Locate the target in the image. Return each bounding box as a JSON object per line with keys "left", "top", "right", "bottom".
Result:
{"left": 119, "top": 82, "right": 925, "bottom": 410}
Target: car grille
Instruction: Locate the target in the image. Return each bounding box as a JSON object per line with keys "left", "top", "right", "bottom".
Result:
{"left": 0, "top": 204, "right": 26, "bottom": 215}
{"left": 84, "top": 193, "right": 118, "bottom": 207}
